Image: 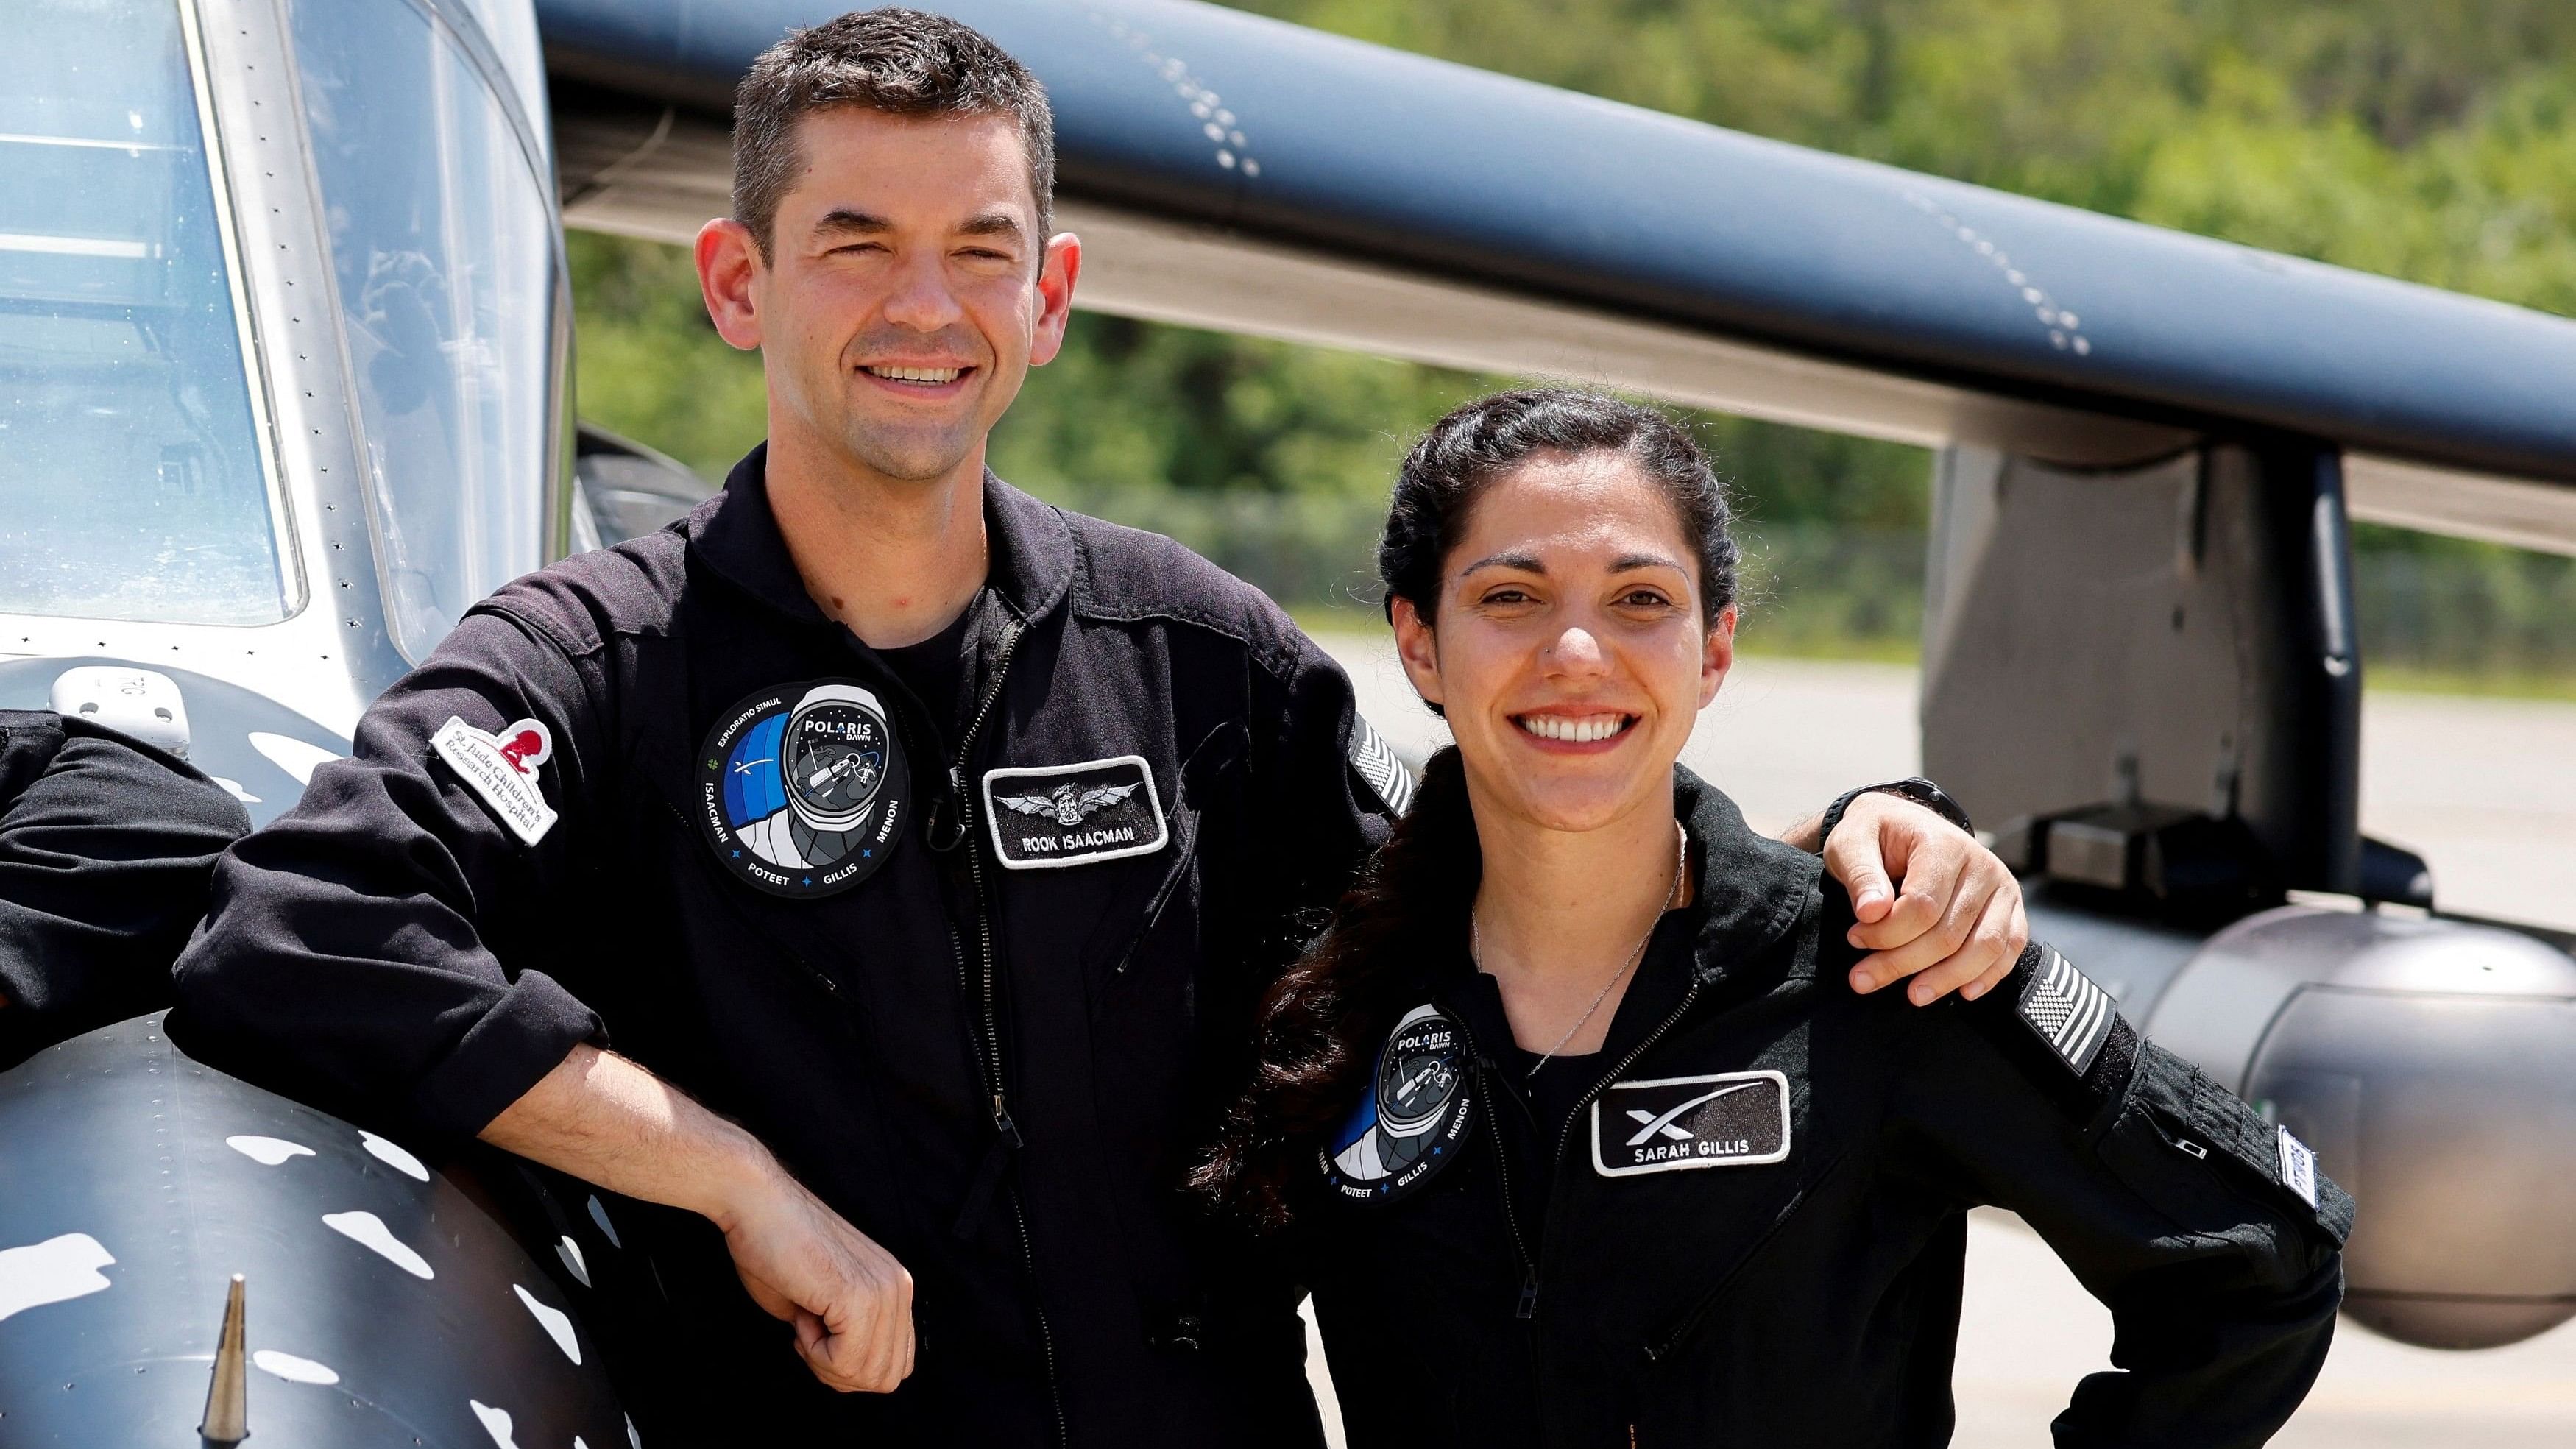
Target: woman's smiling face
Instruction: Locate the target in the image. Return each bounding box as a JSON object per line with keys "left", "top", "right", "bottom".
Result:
{"left": 1393, "top": 447, "right": 1735, "bottom": 834}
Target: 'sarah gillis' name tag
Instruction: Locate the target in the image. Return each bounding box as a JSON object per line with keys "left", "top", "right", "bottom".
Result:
{"left": 1590, "top": 1070, "right": 1791, "bottom": 1177}
{"left": 981, "top": 754, "right": 1169, "bottom": 870}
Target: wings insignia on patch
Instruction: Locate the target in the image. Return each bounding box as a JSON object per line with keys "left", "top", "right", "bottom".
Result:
{"left": 2017, "top": 943, "right": 2117, "bottom": 1075}
{"left": 1348, "top": 715, "right": 1415, "bottom": 815}
{"left": 995, "top": 782, "right": 1139, "bottom": 826}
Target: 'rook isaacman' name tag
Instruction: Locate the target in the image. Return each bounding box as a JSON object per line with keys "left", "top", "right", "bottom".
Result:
{"left": 983, "top": 754, "right": 1169, "bottom": 870}
{"left": 1591, "top": 1070, "right": 1791, "bottom": 1177}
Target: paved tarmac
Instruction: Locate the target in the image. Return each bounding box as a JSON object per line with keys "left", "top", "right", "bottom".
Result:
{"left": 1300, "top": 635, "right": 2576, "bottom": 1447}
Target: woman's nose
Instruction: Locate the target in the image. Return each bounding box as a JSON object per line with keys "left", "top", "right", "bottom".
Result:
{"left": 1545, "top": 626, "right": 1609, "bottom": 676}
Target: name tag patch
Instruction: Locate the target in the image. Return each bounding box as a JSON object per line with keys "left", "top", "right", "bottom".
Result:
{"left": 2018, "top": 943, "right": 2117, "bottom": 1076}
{"left": 983, "top": 755, "right": 1168, "bottom": 870}
{"left": 2278, "top": 1126, "right": 2319, "bottom": 1208}
{"left": 431, "top": 716, "right": 557, "bottom": 846}
{"left": 1591, "top": 1071, "right": 1790, "bottom": 1177}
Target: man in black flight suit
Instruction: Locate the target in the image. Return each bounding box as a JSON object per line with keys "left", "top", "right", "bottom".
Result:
{"left": 170, "top": 10, "right": 2036, "bottom": 1444}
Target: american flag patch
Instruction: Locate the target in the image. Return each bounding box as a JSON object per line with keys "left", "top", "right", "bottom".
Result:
{"left": 1349, "top": 716, "right": 1415, "bottom": 815}
{"left": 2017, "top": 943, "right": 2116, "bottom": 1075}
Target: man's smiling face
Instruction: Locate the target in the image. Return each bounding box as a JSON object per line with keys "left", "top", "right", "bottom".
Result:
{"left": 719, "top": 106, "right": 1075, "bottom": 485}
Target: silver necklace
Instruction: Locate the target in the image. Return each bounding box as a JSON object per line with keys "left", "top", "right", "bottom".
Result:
{"left": 1473, "top": 821, "right": 1689, "bottom": 1080}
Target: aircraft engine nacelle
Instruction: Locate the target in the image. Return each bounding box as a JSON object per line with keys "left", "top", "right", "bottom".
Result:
{"left": 2145, "top": 907, "right": 2576, "bottom": 1349}
{"left": 0, "top": 1016, "right": 637, "bottom": 1447}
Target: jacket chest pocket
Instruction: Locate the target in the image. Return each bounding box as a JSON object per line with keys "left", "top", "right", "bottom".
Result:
{"left": 1058, "top": 723, "right": 1242, "bottom": 1015}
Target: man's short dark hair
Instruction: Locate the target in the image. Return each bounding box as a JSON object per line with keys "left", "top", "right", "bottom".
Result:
{"left": 732, "top": 7, "right": 1057, "bottom": 261}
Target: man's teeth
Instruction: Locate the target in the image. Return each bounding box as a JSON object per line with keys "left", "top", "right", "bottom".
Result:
{"left": 1518, "top": 715, "right": 1629, "bottom": 743}
{"left": 868, "top": 365, "right": 963, "bottom": 384}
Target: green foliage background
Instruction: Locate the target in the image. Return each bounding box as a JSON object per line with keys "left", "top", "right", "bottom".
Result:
{"left": 568, "top": 0, "right": 2576, "bottom": 688}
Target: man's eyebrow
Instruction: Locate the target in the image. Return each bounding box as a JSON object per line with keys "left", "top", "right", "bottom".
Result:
{"left": 956, "top": 211, "right": 1026, "bottom": 241}
{"left": 810, "top": 208, "right": 891, "bottom": 238}
{"left": 1460, "top": 551, "right": 1546, "bottom": 575}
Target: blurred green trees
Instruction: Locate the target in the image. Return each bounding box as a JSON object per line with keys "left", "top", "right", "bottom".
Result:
{"left": 568, "top": 0, "right": 2576, "bottom": 686}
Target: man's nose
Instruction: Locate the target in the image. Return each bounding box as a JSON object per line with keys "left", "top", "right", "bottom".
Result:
{"left": 880, "top": 252, "right": 966, "bottom": 333}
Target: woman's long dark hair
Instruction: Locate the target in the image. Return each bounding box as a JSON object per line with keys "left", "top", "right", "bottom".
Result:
{"left": 1192, "top": 388, "right": 1740, "bottom": 1227}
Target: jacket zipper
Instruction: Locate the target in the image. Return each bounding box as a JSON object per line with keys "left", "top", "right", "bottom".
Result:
{"left": 946, "top": 616, "right": 1026, "bottom": 1142}
{"left": 935, "top": 617, "right": 1066, "bottom": 1445}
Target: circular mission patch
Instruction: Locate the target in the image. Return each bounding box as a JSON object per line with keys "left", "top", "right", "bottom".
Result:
{"left": 697, "top": 680, "right": 910, "bottom": 899}
{"left": 1320, "top": 1003, "right": 1474, "bottom": 1205}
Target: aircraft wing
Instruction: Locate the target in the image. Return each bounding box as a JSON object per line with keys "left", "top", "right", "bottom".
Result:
{"left": 538, "top": 0, "right": 2576, "bottom": 553}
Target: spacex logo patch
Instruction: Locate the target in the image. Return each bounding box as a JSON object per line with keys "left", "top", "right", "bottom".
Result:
{"left": 2018, "top": 943, "right": 2116, "bottom": 1076}
{"left": 1590, "top": 1071, "right": 1790, "bottom": 1177}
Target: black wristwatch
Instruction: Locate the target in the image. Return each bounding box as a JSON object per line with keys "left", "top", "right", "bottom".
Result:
{"left": 1816, "top": 777, "right": 1974, "bottom": 850}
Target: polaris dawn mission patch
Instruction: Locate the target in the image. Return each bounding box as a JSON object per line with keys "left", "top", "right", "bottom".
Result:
{"left": 981, "top": 754, "right": 1168, "bottom": 869}
{"left": 698, "top": 681, "right": 910, "bottom": 898}
{"left": 1322, "top": 1004, "right": 1473, "bottom": 1205}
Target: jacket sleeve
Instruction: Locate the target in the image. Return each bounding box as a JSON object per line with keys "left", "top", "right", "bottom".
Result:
{"left": 1252, "top": 627, "right": 1401, "bottom": 957}
{"left": 168, "top": 606, "right": 610, "bottom": 1141}
{"left": 0, "top": 719, "right": 250, "bottom": 1066}
{"left": 1890, "top": 942, "right": 2353, "bottom": 1448}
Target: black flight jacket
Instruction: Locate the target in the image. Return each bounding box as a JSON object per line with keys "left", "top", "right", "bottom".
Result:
{"left": 170, "top": 450, "right": 1393, "bottom": 1446}
{"left": 1304, "top": 769, "right": 2352, "bottom": 1449}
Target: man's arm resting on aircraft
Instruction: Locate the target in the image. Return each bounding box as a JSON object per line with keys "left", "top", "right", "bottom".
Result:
{"left": 481, "top": 1044, "right": 914, "bottom": 1394}
{"left": 1776, "top": 787, "right": 2029, "bottom": 1007}
{"left": 0, "top": 714, "right": 249, "bottom": 1065}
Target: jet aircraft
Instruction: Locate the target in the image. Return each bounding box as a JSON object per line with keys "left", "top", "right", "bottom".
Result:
{"left": 4, "top": 0, "right": 2575, "bottom": 1442}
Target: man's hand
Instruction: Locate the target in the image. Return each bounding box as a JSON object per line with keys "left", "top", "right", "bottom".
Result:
{"left": 715, "top": 1162, "right": 916, "bottom": 1393}
{"left": 1814, "top": 793, "right": 2028, "bottom": 1005}
{"left": 481, "top": 1044, "right": 916, "bottom": 1393}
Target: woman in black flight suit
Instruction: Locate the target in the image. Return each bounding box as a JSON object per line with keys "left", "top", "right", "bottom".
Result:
{"left": 1196, "top": 389, "right": 2352, "bottom": 1448}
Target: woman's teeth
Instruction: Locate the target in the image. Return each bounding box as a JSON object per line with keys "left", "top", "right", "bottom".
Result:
{"left": 867, "top": 365, "right": 963, "bottom": 384}
{"left": 1516, "top": 714, "right": 1630, "bottom": 743}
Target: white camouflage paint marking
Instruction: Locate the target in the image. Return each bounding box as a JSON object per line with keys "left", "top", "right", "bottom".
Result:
{"left": 225, "top": 1135, "right": 315, "bottom": 1167}
{"left": 514, "top": 1283, "right": 581, "bottom": 1364}
{"left": 556, "top": 1235, "right": 590, "bottom": 1286}
{"left": 587, "top": 1195, "right": 620, "bottom": 1249}
{"left": 0, "top": 1233, "right": 113, "bottom": 1322}
{"left": 360, "top": 1130, "right": 430, "bottom": 1181}
{"left": 470, "top": 1400, "right": 520, "bottom": 1448}
{"left": 248, "top": 731, "right": 342, "bottom": 786}
{"left": 252, "top": 1349, "right": 339, "bottom": 1385}
{"left": 322, "top": 1211, "right": 433, "bottom": 1279}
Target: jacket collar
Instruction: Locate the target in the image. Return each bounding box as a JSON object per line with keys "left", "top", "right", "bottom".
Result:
{"left": 1671, "top": 765, "right": 1823, "bottom": 984}
{"left": 687, "top": 443, "right": 1078, "bottom": 628}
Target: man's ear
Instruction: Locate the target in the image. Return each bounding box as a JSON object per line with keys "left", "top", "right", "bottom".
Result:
{"left": 1391, "top": 596, "right": 1444, "bottom": 712}
{"left": 1027, "top": 232, "right": 1083, "bottom": 367}
{"left": 696, "top": 218, "right": 766, "bottom": 352}
{"left": 1699, "top": 603, "right": 1738, "bottom": 709}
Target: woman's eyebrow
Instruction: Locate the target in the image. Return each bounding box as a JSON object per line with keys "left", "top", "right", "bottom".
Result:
{"left": 1460, "top": 551, "right": 1546, "bottom": 575}
{"left": 1610, "top": 551, "right": 1688, "bottom": 573}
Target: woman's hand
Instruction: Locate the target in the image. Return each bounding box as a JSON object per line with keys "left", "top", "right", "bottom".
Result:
{"left": 1816, "top": 793, "right": 2028, "bottom": 1005}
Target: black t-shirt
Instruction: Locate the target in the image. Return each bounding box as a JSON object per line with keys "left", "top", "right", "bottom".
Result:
{"left": 1506, "top": 1043, "right": 1602, "bottom": 1149}
{"left": 875, "top": 588, "right": 988, "bottom": 729}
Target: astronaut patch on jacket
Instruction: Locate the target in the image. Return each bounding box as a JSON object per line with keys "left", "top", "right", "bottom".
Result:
{"left": 1590, "top": 1070, "right": 1791, "bottom": 1177}
{"left": 1323, "top": 1004, "right": 1474, "bottom": 1205}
